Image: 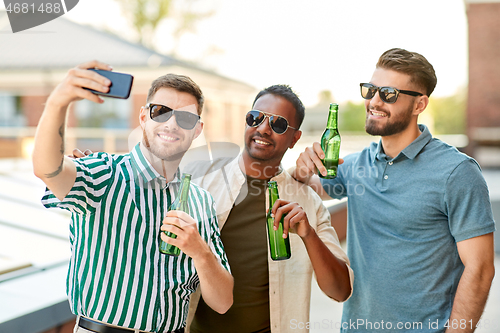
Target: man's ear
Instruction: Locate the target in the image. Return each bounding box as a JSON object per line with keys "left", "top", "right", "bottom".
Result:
{"left": 289, "top": 130, "right": 302, "bottom": 149}
{"left": 139, "top": 106, "right": 147, "bottom": 128}
{"left": 193, "top": 121, "right": 204, "bottom": 140}
{"left": 413, "top": 95, "right": 429, "bottom": 116}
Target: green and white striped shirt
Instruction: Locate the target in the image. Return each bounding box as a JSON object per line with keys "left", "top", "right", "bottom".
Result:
{"left": 42, "top": 144, "right": 230, "bottom": 332}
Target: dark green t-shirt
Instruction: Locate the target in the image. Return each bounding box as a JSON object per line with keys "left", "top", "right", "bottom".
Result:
{"left": 190, "top": 176, "right": 271, "bottom": 333}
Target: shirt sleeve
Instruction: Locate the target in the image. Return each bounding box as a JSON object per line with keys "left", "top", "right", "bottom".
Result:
{"left": 41, "top": 152, "right": 114, "bottom": 215}
{"left": 445, "top": 158, "right": 496, "bottom": 242}
{"left": 204, "top": 191, "right": 231, "bottom": 274}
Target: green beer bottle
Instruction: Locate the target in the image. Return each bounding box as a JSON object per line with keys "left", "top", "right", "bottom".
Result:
{"left": 319, "top": 103, "right": 341, "bottom": 179}
{"left": 159, "top": 173, "right": 191, "bottom": 256}
{"left": 266, "top": 181, "right": 291, "bottom": 261}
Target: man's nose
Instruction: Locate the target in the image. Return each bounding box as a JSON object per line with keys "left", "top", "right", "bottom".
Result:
{"left": 164, "top": 113, "right": 179, "bottom": 130}
{"left": 256, "top": 116, "right": 272, "bottom": 135}
{"left": 370, "top": 90, "right": 385, "bottom": 107}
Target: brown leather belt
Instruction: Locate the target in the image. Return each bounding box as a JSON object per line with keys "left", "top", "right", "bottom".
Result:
{"left": 78, "top": 316, "right": 185, "bottom": 333}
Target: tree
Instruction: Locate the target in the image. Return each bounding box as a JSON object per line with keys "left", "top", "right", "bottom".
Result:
{"left": 170, "top": 1, "right": 214, "bottom": 56}
{"left": 318, "top": 90, "right": 334, "bottom": 105}
{"left": 339, "top": 100, "right": 366, "bottom": 132}
{"left": 427, "top": 87, "right": 467, "bottom": 135}
{"left": 117, "top": 0, "right": 213, "bottom": 52}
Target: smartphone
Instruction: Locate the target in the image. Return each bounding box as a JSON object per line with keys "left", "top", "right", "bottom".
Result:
{"left": 85, "top": 69, "right": 134, "bottom": 99}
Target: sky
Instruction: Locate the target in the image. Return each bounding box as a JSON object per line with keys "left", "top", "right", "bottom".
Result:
{"left": 2, "top": 0, "right": 469, "bottom": 106}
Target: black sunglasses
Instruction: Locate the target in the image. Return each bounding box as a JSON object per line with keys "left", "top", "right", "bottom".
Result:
{"left": 245, "top": 110, "right": 297, "bottom": 135}
{"left": 360, "top": 83, "right": 423, "bottom": 104}
{"left": 146, "top": 103, "right": 200, "bottom": 130}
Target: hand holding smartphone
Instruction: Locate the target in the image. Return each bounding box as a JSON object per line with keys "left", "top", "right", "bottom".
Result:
{"left": 85, "top": 69, "right": 134, "bottom": 99}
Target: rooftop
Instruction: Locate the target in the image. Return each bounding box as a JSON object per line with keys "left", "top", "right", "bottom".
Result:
{"left": 0, "top": 11, "right": 250, "bottom": 88}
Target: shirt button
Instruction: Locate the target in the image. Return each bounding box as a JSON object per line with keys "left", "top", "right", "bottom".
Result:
{"left": 384, "top": 175, "right": 389, "bottom": 180}
{"left": 388, "top": 161, "right": 393, "bottom": 165}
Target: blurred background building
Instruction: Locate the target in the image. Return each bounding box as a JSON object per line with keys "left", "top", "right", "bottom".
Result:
{"left": 0, "top": 11, "right": 257, "bottom": 159}
{"left": 465, "top": 0, "right": 500, "bottom": 167}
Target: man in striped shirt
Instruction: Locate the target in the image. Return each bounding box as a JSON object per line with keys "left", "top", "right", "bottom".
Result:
{"left": 32, "top": 60, "right": 233, "bottom": 333}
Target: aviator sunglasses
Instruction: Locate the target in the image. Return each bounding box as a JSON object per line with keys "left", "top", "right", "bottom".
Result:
{"left": 146, "top": 103, "right": 200, "bottom": 130}
{"left": 360, "top": 83, "right": 423, "bottom": 104}
{"left": 245, "top": 110, "right": 297, "bottom": 135}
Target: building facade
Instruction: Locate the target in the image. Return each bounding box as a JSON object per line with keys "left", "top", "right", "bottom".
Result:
{"left": 0, "top": 12, "right": 257, "bottom": 158}
{"left": 465, "top": 0, "right": 500, "bottom": 165}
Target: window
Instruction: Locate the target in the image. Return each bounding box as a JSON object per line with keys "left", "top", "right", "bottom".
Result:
{"left": 74, "top": 97, "right": 132, "bottom": 128}
{"left": 0, "top": 93, "right": 25, "bottom": 127}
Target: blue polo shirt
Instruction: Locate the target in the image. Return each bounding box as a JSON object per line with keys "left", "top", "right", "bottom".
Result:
{"left": 321, "top": 125, "right": 496, "bottom": 333}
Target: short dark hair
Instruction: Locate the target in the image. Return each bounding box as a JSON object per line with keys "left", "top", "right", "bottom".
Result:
{"left": 377, "top": 48, "right": 437, "bottom": 97}
{"left": 252, "top": 84, "right": 305, "bottom": 129}
{"left": 147, "top": 73, "right": 204, "bottom": 115}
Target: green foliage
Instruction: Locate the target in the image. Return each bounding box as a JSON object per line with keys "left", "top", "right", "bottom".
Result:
{"left": 339, "top": 101, "right": 366, "bottom": 132}
{"left": 117, "top": 0, "right": 213, "bottom": 51}
{"left": 119, "top": 0, "right": 172, "bottom": 47}
{"left": 427, "top": 88, "right": 467, "bottom": 135}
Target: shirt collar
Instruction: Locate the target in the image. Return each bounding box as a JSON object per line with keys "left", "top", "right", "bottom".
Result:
{"left": 130, "top": 143, "right": 181, "bottom": 184}
{"left": 400, "top": 124, "right": 432, "bottom": 160}
{"left": 371, "top": 141, "right": 384, "bottom": 163}
{"left": 371, "top": 124, "right": 432, "bottom": 163}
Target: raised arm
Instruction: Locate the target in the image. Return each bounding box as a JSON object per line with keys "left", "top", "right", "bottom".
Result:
{"left": 291, "top": 142, "right": 342, "bottom": 200}
{"left": 32, "top": 60, "right": 112, "bottom": 200}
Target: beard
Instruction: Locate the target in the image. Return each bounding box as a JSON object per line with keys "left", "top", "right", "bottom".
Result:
{"left": 142, "top": 126, "right": 189, "bottom": 162}
{"left": 365, "top": 105, "right": 413, "bottom": 136}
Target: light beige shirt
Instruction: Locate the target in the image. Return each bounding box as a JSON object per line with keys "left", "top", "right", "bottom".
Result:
{"left": 185, "top": 155, "right": 354, "bottom": 333}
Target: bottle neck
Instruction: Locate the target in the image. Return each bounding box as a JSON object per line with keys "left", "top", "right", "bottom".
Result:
{"left": 326, "top": 107, "right": 338, "bottom": 130}
{"left": 178, "top": 176, "right": 191, "bottom": 202}
{"left": 268, "top": 184, "right": 280, "bottom": 207}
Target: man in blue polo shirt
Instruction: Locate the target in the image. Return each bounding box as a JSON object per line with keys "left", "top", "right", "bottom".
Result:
{"left": 292, "top": 48, "right": 496, "bottom": 332}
